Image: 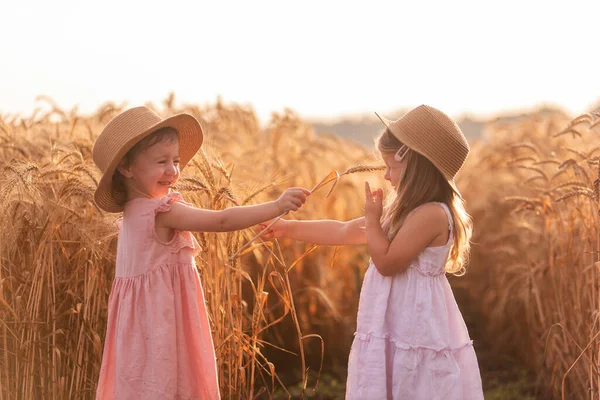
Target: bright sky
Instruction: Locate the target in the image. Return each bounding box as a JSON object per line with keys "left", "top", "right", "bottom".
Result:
{"left": 1, "top": 0, "right": 599, "bottom": 122}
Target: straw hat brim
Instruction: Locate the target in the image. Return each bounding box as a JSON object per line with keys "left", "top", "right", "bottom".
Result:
{"left": 94, "top": 113, "right": 203, "bottom": 213}
{"left": 375, "top": 112, "right": 463, "bottom": 199}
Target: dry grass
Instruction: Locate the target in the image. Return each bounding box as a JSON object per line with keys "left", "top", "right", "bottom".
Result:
{"left": 2, "top": 95, "right": 600, "bottom": 399}
{"left": 457, "top": 110, "right": 600, "bottom": 399}
{"left": 0, "top": 97, "right": 383, "bottom": 399}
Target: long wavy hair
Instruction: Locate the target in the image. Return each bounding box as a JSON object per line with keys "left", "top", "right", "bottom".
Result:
{"left": 376, "top": 129, "right": 473, "bottom": 275}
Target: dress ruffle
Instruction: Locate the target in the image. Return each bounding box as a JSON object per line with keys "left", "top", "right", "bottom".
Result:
{"left": 354, "top": 331, "right": 473, "bottom": 353}
{"left": 153, "top": 192, "right": 202, "bottom": 256}
{"left": 347, "top": 333, "right": 482, "bottom": 400}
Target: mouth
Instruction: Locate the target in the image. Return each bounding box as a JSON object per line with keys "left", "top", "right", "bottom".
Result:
{"left": 158, "top": 181, "right": 173, "bottom": 187}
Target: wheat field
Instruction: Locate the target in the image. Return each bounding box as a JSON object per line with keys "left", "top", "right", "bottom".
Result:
{"left": 0, "top": 96, "right": 599, "bottom": 399}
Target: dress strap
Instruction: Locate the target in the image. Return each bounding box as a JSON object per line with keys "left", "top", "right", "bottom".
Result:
{"left": 436, "top": 202, "right": 453, "bottom": 240}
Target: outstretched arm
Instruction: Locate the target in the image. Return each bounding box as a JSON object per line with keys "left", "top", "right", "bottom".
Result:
{"left": 157, "top": 187, "right": 310, "bottom": 233}
{"left": 261, "top": 217, "right": 366, "bottom": 246}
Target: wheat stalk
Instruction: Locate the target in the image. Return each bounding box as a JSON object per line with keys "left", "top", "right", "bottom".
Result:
{"left": 230, "top": 165, "right": 383, "bottom": 260}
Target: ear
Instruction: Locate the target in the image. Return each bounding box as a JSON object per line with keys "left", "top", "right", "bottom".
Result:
{"left": 117, "top": 160, "right": 134, "bottom": 179}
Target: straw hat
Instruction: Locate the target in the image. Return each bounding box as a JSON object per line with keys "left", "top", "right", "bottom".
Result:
{"left": 92, "top": 106, "right": 204, "bottom": 213}
{"left": 375, "top": 105, "right": 469, "bottom": 197}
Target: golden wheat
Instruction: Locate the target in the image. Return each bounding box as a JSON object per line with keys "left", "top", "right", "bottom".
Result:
{"left": 458, "top": 110, "right": 600, "bottom": 399}
{"left": 0, "top": 98, "right": 383, "bottom": 399}
{"left": 3, "top": 95, "right": 599, "bottom": 399}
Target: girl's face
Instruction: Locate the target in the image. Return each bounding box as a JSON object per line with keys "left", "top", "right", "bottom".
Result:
{"left": 382, "top": 151, "right": 405, "bottom": 190}
{"left": 120, "top": 138, "right": 181, "bottom": 199}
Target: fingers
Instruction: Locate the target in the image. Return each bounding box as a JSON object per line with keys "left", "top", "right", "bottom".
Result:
{"left": 294, "top": 187, "right": 311, "bottom": 196}
{"left": 285, "top": 198, "right": 301, "bottom": 212}
{"left": 257, "top": 223, "right": 274, "bottom": 239}
{"left": 375, "top": 188, "right": 383, "bottom": 200}
{"left": 365, "top": 182, "right": 384, "bottom": 206}
{"left": 294, "top": 188, "right": 309, "bottom": 204}
{"left": 286, "top": 187, "right": 310, "bottom": 194}
{"left": 294, "top": 194, "right": 307, "bottom": 205}
{"left": 280, "top": 187, "right": 310, "bottom": 212}
{"left": 289, "top": 188, "right": 310, "bottom": 199}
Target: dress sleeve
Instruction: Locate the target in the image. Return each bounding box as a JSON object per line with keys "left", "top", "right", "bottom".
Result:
{"left": 154, "top": 192, "right": 191, "bottom": 214}
{"left": 153, "top": 192, "right": 202, "bottom": 256}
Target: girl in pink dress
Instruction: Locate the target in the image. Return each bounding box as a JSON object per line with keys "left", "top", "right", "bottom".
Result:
{"left": 262, "top": 105, "right": 484, "bottom": 399}
{"left": 92, "top": 106, "right": 310, "bottom": 400}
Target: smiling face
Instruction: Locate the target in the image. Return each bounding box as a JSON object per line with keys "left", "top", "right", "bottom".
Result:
{"left": 117, "top": 128, "right": 181, "bottom": 200}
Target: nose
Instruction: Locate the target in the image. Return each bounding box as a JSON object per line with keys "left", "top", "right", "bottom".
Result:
{"left": 165, "top": 162, "right": 178, "bottom": 176}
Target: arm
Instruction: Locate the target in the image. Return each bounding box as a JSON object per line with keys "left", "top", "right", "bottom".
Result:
{"left": 279, "top": 217, "right": 366, "bottom": 245}
{"left": 157, "top": 187, "right": 310, "bottom": 233}
{"left": 366, "top": 203, "right": 447, "bottom": 276}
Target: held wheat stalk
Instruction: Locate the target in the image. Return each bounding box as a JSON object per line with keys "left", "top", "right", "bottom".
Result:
{"left": 229, "top": 166, "right": 383, "bottom": 260}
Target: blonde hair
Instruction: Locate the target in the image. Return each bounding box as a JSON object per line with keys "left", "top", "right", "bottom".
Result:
{"left": 377, "top": 129, "right": 473, "bottom": 275}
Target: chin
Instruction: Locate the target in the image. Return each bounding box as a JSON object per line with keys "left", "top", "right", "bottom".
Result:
{"left": 155, "top": 190, "right": 170, "bottom": 198}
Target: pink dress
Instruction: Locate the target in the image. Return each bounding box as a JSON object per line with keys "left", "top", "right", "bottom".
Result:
{"left": 96, "top": 192, "right": 220, "bottom": 400}
{"left": 346, "top": 202, "right": 483, "bottom": 400}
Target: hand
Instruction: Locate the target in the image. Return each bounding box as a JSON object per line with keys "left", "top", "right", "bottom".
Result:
{"left": 364, "top": 181, "right": 383, "bottom": 223}
{"left": 275, "top": 187, "right": 310, "bottom": 214}
{"left": 257, "top": 219, "right": 288, "bottom": 239}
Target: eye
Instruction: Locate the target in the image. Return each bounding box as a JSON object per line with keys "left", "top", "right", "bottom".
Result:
{"left": 174, "top": 159, "right": 180, "bottom": 165}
